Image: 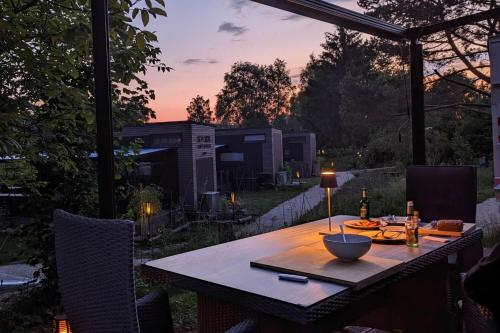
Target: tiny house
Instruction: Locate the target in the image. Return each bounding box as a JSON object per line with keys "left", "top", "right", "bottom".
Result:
{"left": 121, "top": 121, "right": 216, "bottom": 210}
{"left": 283, "top": 131, "right": 317, "bottom": 178}
{"left": 215, "top": 127, "right": 283, "bottom": 191}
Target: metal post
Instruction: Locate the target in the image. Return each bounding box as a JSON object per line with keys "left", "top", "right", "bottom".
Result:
{"left": 326, "top": 187, "right": 331, "bottom": 232}
{"left": 410, "top": 40, "right": 426, "bottom": 165}
{"left": 488, "top": 36, "right": 500, "bottom": 205}
{"left": 91, "top": 0, "right": 116, "bottom": 218}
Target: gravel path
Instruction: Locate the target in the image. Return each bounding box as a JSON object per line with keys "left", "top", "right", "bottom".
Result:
{"left": 242, "top": 171, "right": 355, "bottom": 235}
{"left": 476, "top": 197, "right": 499, "bottom": 226}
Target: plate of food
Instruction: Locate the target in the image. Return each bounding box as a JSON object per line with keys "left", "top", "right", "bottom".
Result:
{"left": 344, "top": 219, "right": 381, "bottom": 230}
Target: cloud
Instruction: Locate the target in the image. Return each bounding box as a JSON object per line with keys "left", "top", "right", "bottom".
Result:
{"left": 230, "top": 0, "right": 249, "bottom": 11}
{"left": 282, "top": 14, "right": 304, "bottom": 21}
{"left": 183, "top": 58, "right": 219, "bottom": 65}
{"left": 218, "top": 22, "right": 248, "bottom": 36}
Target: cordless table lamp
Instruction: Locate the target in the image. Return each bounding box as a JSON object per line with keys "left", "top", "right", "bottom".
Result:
{"left": 320, "top": 170, "right": 338, "bottom": 233}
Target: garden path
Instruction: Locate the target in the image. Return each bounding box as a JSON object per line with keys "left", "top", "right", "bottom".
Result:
{"left": 476, "top": 197, "right": 499, "bottom": 226}
{"left": 242, "top": 171, "right": 355, "bottom": 235}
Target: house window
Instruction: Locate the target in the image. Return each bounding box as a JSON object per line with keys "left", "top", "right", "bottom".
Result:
{"left": 137, "top": 162, "right": 152, "bottom": 177}
{"left": 220, "top": 153, "right": 244, "bottom": 162}
{"left": 151, "top": 133, "right": 183, "bottom": 146}
{"left": 244, "top": 134, "right": 265, "bottom": 143}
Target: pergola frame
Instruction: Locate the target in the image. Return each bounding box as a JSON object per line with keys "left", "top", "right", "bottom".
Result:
{"left": 90, "top": 0, "right": 500, "bottom": 218}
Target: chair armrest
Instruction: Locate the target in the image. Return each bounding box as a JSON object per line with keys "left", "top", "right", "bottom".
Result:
{"left": 137, "top": 289, "right": 174, "bottom": 333}
{"left": 460, "top": 273, "right": 498, "bottom": 333}
{"left": 224, "top": 318, "right": 259, "bottom": 333}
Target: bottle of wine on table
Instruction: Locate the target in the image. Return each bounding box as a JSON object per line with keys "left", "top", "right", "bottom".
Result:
{"left": 359, "top": 188, "right": 370, "bottom": 220}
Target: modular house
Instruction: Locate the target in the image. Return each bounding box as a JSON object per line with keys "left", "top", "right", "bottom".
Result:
{"left": 283, "top": 131, "right": 318, "bottom": 178}
{"left": 120, "top": 121, "right": 216, "bottom": 210}
{"left": 215, "top": 127, "right": 283, "bottom": 191}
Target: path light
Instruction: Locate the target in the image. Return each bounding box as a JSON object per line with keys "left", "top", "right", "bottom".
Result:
{"left": 53, "top": 314, "right": 71, "bottom": 333}
{"left": 230, "top": 192, "right": 237, "bottom": 220}
{"left": 144, "top": 202, "right": 153, "bottom": 217}
{"left": 320, "top": 170, "right": 338, "bottom": 233}
{"left": 142, "top": 202, "right": 153, "bottom": 239}
{"left": 296, "top": 170, "right": 300, "bottom": 179}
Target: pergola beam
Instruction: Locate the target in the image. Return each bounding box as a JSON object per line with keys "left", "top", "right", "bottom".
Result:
{"left": 91, "top": 0, "right": 116, "bottom": 218}
{"left": 251, "top": 0, "right": 406, "bottom": 41}
{"left": 406, "top": 7, "right": 500, "bottom": 39}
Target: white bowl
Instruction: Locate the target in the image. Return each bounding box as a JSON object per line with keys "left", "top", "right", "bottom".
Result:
{"left": 323, "top": 234, "right": 372, "bottom": 261}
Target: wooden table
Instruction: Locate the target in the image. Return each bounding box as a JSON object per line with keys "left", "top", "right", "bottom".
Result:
{"left": 144, "top": 216, "right": 483, "bottom": 333}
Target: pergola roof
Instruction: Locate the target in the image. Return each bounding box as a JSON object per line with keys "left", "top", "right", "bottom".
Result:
{"left": 252, "top": 0, "right": 500, "bottom": 41}
{"left": 252, "top": 0, "right": 405, "bottom": 40}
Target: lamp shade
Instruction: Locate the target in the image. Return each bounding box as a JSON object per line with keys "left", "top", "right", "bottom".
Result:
{"left": 320, "top": 171, "right": 338, "bottom": 188}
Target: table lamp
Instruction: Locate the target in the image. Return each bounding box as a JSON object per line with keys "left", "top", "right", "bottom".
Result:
{"left": 320, "top": 170, "right": 338, "bottom": 233}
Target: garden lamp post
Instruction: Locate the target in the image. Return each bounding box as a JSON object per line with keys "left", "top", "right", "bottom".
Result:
{"left": 320, "top": 170, "right": 338, "bottom": 233}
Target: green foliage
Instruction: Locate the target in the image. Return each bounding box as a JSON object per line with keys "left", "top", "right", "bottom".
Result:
{"left": 125, "top": 185, "right": 164, "bottom": 220}
{"left": 216, "top": 59, "right": 294, "bottom": 126}
{"left": 186, "top": 95, "right": 212, "bottom": 124}
{"left": 477, "top": 167, "right": 494, "bottom": 203}
{"left": 0, "top": 0, "right": 168, "bottom": 329}
{"left": 292, "top": 29, "right": 410, "bottom": 168}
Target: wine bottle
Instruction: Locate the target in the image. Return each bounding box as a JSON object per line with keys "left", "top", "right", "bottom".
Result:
{"left": 359, "top": 188, "right": 370, "bottom": 220}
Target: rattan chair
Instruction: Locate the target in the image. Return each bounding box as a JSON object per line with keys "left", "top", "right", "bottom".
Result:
{"left": 461, "top": 273, "right": 498, "bottom": 333}
{"left": 54, "top": 209, "right": 258, "bottom": 333}
{"left": 406, "top": 165, "right": 483, "bottom": 269}
{"left": 406, "top": 165, "right": 477, "bottom": 224}
{"left": 406, "top": 166, "right": 483, "bottom": 329}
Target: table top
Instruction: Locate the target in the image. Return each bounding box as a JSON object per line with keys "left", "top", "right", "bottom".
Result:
{"left": 145, "top": 215, "right": 482, "bottom": 323}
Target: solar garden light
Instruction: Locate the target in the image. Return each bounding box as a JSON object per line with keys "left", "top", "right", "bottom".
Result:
{"left": 320, "top": 170, "right": 338, "bottom": 233}
{"left": 230, "top": 192, "right": 237, "bottom": 220}
{"left": 142, "top": 202, "right": 153, "bottom": 239}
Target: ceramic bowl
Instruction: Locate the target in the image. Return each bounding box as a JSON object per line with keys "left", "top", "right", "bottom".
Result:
{"left": 323, "top": 234, "right": 372, "bottom": 261}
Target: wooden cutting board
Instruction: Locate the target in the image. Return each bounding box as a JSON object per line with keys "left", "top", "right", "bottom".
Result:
{"left": 251, "top": 246, "right": 403, "bottom": 290}
{"left": 419, "top": 222, "right": 475, "bottom": 237}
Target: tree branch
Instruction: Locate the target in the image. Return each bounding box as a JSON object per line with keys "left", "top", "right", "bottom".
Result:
{"left": 432, "top": 70, "right": 490, "bottom": 97}
{"left": 445, "top": 31, "right": 490, "bottom": 83}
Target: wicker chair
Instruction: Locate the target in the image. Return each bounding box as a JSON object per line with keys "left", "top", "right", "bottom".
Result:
{"left": 460, "top": 273, "right": 498, "bottom": 333}
{"left": 406, "top": 166, "right": 483, "bottom": 268}
{"left": 406, "top": 165, "right": 477, "bottom": 224}
{"left": 406, "top": 166, "right": 483, "bottom": 329}
{"left": 54, "top": 209, "right": 258, "bottom": 333}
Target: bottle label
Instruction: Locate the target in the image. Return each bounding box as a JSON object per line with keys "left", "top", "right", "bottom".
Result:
{"left": 360, "top": 206, "right": 367, "bottom": 219}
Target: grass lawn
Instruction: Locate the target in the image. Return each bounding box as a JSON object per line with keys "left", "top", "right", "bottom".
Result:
{"left": 477, "top": 166, "right": 494, "bottom": 203}
{"left": 0, "top": 233, "right": 24, "bottom": 265}
{"left": 238, "top": 177, "right": 320, "bottom": 216}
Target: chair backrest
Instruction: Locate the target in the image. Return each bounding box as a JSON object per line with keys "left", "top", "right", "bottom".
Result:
{"left": 406, "top": 166, "right": 477, "bottom": 223}
{"left": 54, "top": 210, "right": 140, "bottom": 333}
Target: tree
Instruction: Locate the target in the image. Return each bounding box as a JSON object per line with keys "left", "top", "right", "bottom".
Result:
{"left": 186, "top": 95, "right": 212, "bottom": 123}
{"left": 215, "top": 59, "right": 293, "bottom": 126}
{"left": 292, "top": 29, "right": 408, "bottom": 168}
{"left": 0, "top": 0, "right": 169, "bottom": 329}
{"left": 358, "top": 0, "right": 498, "bottom": 96}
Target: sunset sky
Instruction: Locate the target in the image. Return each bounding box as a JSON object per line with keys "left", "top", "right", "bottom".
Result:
{"left": 143, "top": 0, "right": 359, "bottom": 122}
